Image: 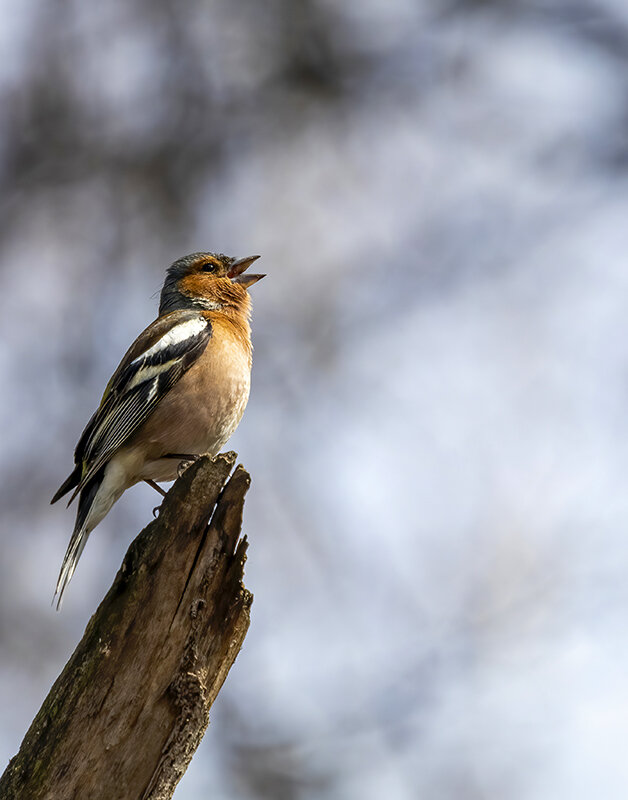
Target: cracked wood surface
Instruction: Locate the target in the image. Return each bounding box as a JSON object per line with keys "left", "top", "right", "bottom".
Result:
{"left": 0, "top": 452, "right": 253, "bottom": 800}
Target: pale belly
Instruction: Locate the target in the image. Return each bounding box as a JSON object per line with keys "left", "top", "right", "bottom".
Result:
{"left": 117, "top": 334, "right": 251, "bottom": 484}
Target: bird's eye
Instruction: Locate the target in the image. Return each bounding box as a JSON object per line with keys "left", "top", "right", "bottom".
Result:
{"left": 201, "top": 261, "right": 217, "bottom": 272}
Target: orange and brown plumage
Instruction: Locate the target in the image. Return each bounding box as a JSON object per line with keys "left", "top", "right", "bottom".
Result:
{"left": 51, "top": 252, "right": 264, "bottom": 606}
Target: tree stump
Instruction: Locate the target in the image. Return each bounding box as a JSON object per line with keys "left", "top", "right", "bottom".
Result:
{"left": 0, "top": 452, "right": 253, "bottom": 800}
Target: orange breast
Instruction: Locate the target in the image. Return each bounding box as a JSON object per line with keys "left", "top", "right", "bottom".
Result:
{"left": 126, "top": 314, "right": 252, "bottom": 466}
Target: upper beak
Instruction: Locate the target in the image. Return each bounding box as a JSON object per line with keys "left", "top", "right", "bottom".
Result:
{"left": 228, "top": 255, "right": 265, "bottom": 288}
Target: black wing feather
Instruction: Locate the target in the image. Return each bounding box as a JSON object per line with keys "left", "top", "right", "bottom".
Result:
{"left": 55, "top": 312, "right": 212, "bottom": 503}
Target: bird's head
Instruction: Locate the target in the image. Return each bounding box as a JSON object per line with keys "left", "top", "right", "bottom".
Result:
{"left": 159, "top": 252, "right": 264, "bottom": 316}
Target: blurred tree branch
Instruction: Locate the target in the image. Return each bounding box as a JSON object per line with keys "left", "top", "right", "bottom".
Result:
{"left": 0, "top": 452, "right": 253, "bottom": 800}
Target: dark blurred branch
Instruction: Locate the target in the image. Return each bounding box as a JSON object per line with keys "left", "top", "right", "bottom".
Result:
{"left": 0, "top": 453, "right": 253, "bottom": 800}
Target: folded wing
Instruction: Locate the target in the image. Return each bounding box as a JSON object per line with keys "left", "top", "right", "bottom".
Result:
{"left": 53, "top": 310, "right": 212, "bottom": 504}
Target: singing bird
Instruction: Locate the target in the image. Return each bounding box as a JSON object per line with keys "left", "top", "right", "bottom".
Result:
{"left": 51, "top": 252, "right": 264, "bottom": 606}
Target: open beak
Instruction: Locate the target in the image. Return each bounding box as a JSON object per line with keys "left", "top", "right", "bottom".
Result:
{"left": 228, "top": 255, "right": 265, "bottom": 288}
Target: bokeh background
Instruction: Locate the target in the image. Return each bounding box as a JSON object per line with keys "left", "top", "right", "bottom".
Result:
{"left": 1, "top": 1, "right": 628, "bottom": 797}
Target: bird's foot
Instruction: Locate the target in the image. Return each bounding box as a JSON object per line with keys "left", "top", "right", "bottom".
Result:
{"left": 161, "top": 452, "right": 202, "bottom": 478}
{"left": 177, "top": 457, "right": 199, "bottom": 478}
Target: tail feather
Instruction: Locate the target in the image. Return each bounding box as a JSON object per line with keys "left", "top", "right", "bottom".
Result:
{"left": 54, "top": 469, "right": 104, "bottom": 609}
{"left": 51, "top": 464, "right": 82, "bottom": 505}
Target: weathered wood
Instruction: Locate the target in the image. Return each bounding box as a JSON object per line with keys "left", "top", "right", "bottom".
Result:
{"left": 0, "top": 452, "right": 253, "bottom": 800}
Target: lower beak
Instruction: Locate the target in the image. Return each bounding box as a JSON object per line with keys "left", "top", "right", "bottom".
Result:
{"left": 228, "top": 255, "right": 265, "bottom": 288}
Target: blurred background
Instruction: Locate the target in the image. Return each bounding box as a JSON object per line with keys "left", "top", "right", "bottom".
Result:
{"left": 1, "top": 0, "right": 628, "bottom": 797}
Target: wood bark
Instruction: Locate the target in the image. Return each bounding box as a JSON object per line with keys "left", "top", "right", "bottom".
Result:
{"left": 0, "top": 452, "right": 253, "bottom": 800}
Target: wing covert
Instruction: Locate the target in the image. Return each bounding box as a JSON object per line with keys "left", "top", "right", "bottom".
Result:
{"left": 70, "top": 311, "right": 212, "bottom": 496}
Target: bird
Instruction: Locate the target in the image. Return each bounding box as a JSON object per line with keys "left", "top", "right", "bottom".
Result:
{"left": 51, "top": 251, "right": 264, "bottom": 607}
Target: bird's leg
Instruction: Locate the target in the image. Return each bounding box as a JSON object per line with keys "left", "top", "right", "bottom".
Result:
{"left": 144, "top": 479, "right": 167, "bottom": 518}
{"left": 162, "top": 453, "right": 202, "bottom": 478}
{"left": 144, "top": 479, "right": 167, "bottom": 497}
